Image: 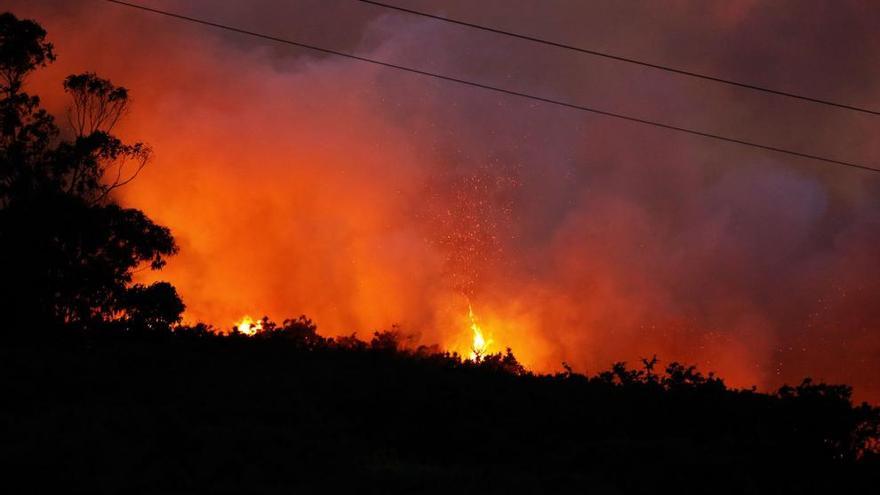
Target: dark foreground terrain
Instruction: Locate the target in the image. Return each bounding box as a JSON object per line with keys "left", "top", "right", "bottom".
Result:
{"left": 2, "top": 327, "right": 878, "bottom": 494}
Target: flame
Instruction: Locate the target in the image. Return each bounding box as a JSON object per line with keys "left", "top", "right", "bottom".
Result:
{"left": 468, "top": 304, "right": 492, "bottom": 360}
{"left": 234, "top": 315, "right": 262, "bottom": 336}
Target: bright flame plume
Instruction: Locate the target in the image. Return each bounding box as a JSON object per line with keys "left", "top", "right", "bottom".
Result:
{"left": 235, "top": 315, "right": 262, "bottom": 336}
{"left": 468, "top": 304, "right": 492, "bottom": 360}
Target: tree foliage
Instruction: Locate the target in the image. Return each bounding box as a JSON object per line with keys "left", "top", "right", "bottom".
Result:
{"left": 0, "top": 12, "right": 180, "bottom": 329}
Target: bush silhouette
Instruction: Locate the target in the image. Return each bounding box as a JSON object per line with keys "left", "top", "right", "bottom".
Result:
{"left": 122, "top": 282, "right": 185, "bottom": 331}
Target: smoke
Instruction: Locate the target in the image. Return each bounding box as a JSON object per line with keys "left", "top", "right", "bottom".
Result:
{"left": 9, "top": 0, "right": 880, "bottom": 400}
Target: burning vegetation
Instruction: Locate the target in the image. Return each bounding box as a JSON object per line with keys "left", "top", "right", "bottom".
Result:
{"left": 467, "top": 304, "right": 492, "bottom": 360}
{"left": 233, "top": 315, "right": 262, "bottom": 336}
{"left": 2, "top": 8, "right": 880, "bottom": 493}
{"left": 12, "top": 0, "right": 878, "bottom": 403}
{"left": 230, "top": 302, "right": 500, "bottom": 364}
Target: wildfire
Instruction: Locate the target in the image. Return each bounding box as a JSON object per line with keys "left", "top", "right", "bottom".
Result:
{"left": 234, "top": 315, "right": 262, "bottom": 336}
{"left": 468, "top": 304, "right": 492, "bottom": 360}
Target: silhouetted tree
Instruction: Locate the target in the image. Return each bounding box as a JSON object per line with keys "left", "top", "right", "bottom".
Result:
{"left": 173, "top": 321, "right": 215, "bottom": 339}
{"left": 597, "top": 361, "right": 642, "bottom": 386}
{"left": 777, "top": 378, "right": 880, "bottom": 461}
{"left": 474, "top": 347, "right": 527, "bottom": 375}
{"left": 0, "top": 13, "right": 179, "bottom": 330}
{"left": 0, "top": 12, "right": 56, "bottom": 205}
{"left": 333, "top": 332, "right": 368, "bottom": 351}
{"left": 253, "top": 315, "right": 326, "bottom": 349}
{"left": 370, "top": 328, "right": 404, "bottom": 353}
{"left": 121, "top": 282, "right": 185, "bottom": 331}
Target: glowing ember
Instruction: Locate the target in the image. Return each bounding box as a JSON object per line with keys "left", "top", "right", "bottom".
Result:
{"left": 234, "top": 315, "right": 262, "bottom": 336}
{"left": 468, "top": 304, "right": 492, "bottom": 360}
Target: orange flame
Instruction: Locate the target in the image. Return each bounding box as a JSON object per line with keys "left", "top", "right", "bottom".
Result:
{"left": 234, "top": 315, "right": 262, "bottom": 336}
{"left": 468, "top": 304, "right": 492, "bottom": 360}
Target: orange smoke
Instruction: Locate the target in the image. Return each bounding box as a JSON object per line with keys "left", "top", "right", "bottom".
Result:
{"left": 9, "top": 1, "right": 880, "bottom": 402}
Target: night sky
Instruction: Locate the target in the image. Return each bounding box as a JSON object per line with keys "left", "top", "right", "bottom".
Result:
{"left": 10, "top": 0, "right": 880, "bottom": 401}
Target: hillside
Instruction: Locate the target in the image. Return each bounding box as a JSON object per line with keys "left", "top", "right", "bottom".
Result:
{"left": 2, "top": 327, "right": 878, "bottom": 494}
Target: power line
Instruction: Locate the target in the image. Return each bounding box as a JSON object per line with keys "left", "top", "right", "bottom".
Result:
{"left": 104, "top": 0, "right": 880, "bottom": 174}
{"left": 357, "top": 0, "right": 880, "bottom": 117}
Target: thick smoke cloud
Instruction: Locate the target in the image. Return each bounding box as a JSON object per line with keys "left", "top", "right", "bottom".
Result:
{"left": 9, "top": 0, "right": 880, "bottom": 400}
